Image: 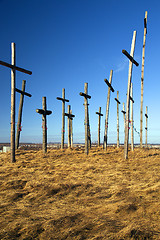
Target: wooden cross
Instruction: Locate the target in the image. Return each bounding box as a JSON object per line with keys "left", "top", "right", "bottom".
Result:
{"left": 121, "top": 103, "right": 126, "bottom": 134}
{"left": 0, "top": 43, "right": 32, "bottom": 162}
{"left": 79, "top": 83, "right": 91, "bottom": 155}
{"left": 145, "top": 106, "right": 148, "bottom": 148}
{"left": 57, "top": 88, "right": 69, "bottom": 149}
{"left": 87, "top": 107, "right": 91, "bottom": 149}
{"left": 15, "top": 80, "right": 32, "bottom": 149}
{"left": 65, "top": 105, "right": 75, "bottom": 148}
{"left": 36, "top": 97, "right": 52, "bottom": 153}
{"left": 115, "top": 91, "right": 121, "bottom": 148}
{"left": 96, "top": 107, "right": 103, "bottom": 147}
{"left": 122, "top": 31, "right": 139, "bottom": 159}
{"left": 130, "top": 83, "right": 134, "bottom": 151}
{"left": 104, "top": 70, "right": 114, "bottom": 150}
{"left": 140, "top": 11, "right": 148, "bottom": 148}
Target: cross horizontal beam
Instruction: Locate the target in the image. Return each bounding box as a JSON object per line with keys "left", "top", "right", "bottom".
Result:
{"left": 115, "top": 98, "right": 121, "bottom": 104}
{"left": 79, "top": 92, "right": 91, "bottom": 99}
{"left": 129, "top": 96, "right": 134, "bottom": 103}
{"left": 0, "top": 60, "right": 32, "bottom": 75}
{"left": 56, "top": 97, "right": 69, "bottom": 102}
{"left": 121, "top": 110, "right": 126, "bottom": 114}
{"left": 145, "top": 114, "right": 148, "bottom": 118}
{"left": 15, "top": 88, "right": 32, "bottom": 97}
{"left": 104, "top": 79, "right": 114, "bottom": 92}
{"left": 65, "top": 113, "right": 75, "bottom": 118}
{"left": 96, "top": 112, "right": 103, "bottom": 116}
{"left": 36, "top": 109, "right": 52, "bottom": 115}
{"left": 144, "top": 18, "right": 147, "bottom": 32}
{"left": 122, "top": 50, "right": 139, "bottom": 66}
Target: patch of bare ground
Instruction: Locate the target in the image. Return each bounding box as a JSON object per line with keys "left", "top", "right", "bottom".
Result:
{"left": 0, "top": 147, "right": 159, "bottom": 239}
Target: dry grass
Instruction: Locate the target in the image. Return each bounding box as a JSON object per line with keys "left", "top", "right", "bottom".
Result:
{"left": 0, "top": 146, "right": 160, "bottom": 239}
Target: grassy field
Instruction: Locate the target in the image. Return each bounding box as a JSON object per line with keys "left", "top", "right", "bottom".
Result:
{"left": 0, "top": 147, "right": 160, "bottom": 239}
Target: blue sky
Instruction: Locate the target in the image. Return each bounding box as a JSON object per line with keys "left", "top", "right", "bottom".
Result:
{"left": 0, "top": 0, "right": 159, "bottom": 144}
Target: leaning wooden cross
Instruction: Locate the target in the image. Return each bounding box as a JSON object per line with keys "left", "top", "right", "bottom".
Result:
{"left": 57, "top": 88, "right": 69, "bottom": 149}
{"left": 104, "top": 70, "right": 114, "bottom": 150}
{"left": 114, "top": 91, "right": 121, "bottom": 148}
{"left": 65, "top": 105, "right": 75, "bottom": 148}
{"left": 122, "top": 31, "right": 139, "bottom": 159}
{"left": 15, "top": 80, "right": 32, "bottom": 149}
{"left": 79, "top": 83, "right": 91, "bottom": 155}
{"left": 96, "top": 107, "right": 103, "bottom": 147}
{"left": 36, "top": 97, "right": 52, "bottom": 153}
{"left": 0, "top": 43, "right": 32, "bottom": 162}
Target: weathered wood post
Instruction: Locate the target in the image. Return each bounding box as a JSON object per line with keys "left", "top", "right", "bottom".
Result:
{"left": 57, "top": 89, "right": 69, "bottom": 149}
{"left": 145, "top": 106, "right": 148, "bottom": 148}
{"left": 15, "top": 80, "right": 32, "bottom": 149}
{"left": 79, "top": 83, "right": 91, "bottom": 155}
{"left": 115, "top": 91, "right": 121, "bottom": 148}
{"left": 96, "top": 107, "right": 103, "bottom": 147}
{"left": 121, "top": 103, "right": 126, "bottom": 134}
{"left": 36, "top": 97, "right": 52, "bottom": 153}
{"left": 130, "top": 83, "right": 134, "bottom": 151}
{"left": 122, "top": 31, "right": 139, "bottom": 159}
{"left": 87, "top": 107, "right": 91, "bottom": 148}
{"left": 70, "top": 109, "right": 73, "bottom": 148}
{"left": 0, "top": 42, "right": 32, "bottom": 162}
{"left": 65, "top": 106, "right": 75, "bottom": 149}
{"left": 104, "top": 70, "right": 114, "bottom": 150}
{"left": 140, "top": 11, "right": 148, "bottom": 148}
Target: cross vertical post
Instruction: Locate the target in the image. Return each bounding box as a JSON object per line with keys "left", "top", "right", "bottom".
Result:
{"left": 130, "top": 83, "right": 134, "bottom": 151}
{"left": 70, "top": 109, "right": 73, "bottom": 148}
{"left": 15, "top": 80, "right": 32, "bottom": 149}
{"left": 115, "top": 91, "right": 121, "bottom": 148}
{"left": 145, "top": 106, "right": 148, "bottom": 148}
{"left": 36, "top": 97, "right": 52, "bottom": 153}
{"left": 104, "top": 70, "right": 114, "bottom": 150}
{"left": 140, "top": 11, "right": 148, "bottom": 148}
{"left": 96, "top": 107, "right": 103, "bottom": 147}
{"left": 67, "top": 105, "right": 71, "bottom": 148}
{"left": 79, "top": 83, "right": 91, "bottom": 155}
{"left": 57, "top": 88, "right": 69, "bottom": 149}
{"left": 122, "top": 31, "right": 138, "bottom": 159}
{"left": 87, "top": 107, "right": 91, "bottom": 148}
{"left": 11, "top": 43, "right": 16, "bottom": 162}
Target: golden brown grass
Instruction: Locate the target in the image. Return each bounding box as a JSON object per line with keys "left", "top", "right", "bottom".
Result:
{"left": 0, "top": 146, "right": 160, "bottom": 239}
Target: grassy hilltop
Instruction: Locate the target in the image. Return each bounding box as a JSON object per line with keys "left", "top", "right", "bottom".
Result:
{"left": 0, "top": 147, "right": 160, "bottom": 239}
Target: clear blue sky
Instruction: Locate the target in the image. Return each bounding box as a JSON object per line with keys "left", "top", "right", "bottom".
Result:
{"left": 0, "top": 0, "right": 159, "bottom": 144}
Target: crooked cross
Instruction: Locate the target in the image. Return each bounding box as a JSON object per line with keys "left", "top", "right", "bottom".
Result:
{"left": 79, "top": 83, "right": 91, "bottom": 155}
{"left": 0, "top": 43, "right": 32, "bottom": 162}
{"left": 57, "top": 88, "right": 69, "bottom": 149}
{"left": 96, "top": 107, "right": 103, "bottom": 147}
{"left": 104, "top": 70, "right": 114, "bottom": 150}
{"left": 65, "top": 105, "right": 75, "bottom": 148}
{"left": 36, "top": 97, "right": 52, "bottom": 153}
{"left": 15, "top": 80, "right": 32, "bottom": 150}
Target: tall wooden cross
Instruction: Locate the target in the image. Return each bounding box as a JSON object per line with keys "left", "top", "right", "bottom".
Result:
{"left": 65, "top": 105, "right": 75, "bottom": 148}
{"left": 79, "top": 83, "right": 91, "bottom": 155}
{"left": 96, "top": 107, "right": 103, "bottom": 147}
{"left": 145, "top": 106, "right": 148, "bottom": 148}
{"left": 57, "top": 88, "right": 69, "bottom": 149}
{"left": 140, "top": 11, "right": 148, "bottom": 148}
{"left": 36, "top": 97, "right": 52, "bottom": 153}
{"left": 104, "top": 70, "right": 114, "bottom": 150}
{"left": 15, "top": 80, "right": 32, "bottom": 149}
{"left": 130, "top": 83, "right": 134, "bottom": 151}
{"left": 122, "top": 31, "right": 139, "bottom": 159}
{"left": 0, "top": 43, "right": 32, "bottom": 162}
{"left": 115, "top": 91, "right": 121, "bottom": 148}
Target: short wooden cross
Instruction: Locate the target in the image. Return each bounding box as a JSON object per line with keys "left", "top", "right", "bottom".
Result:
{"left": 65, "top": 105, "right": 75, "bottom": 148}
{"left": 145, "top": 106, "right": 148, "bottom": 148}
{"left": 115, "top": 91, "right": 121, "bottom": 148}
{"left": 36, "top": 97, "right": 52, "bottom": 153}
{"left": 96, "top": 107, "right": 103, "bottom": 147}
{"left": 0, "top": 43, "right": 32, "bottom": 162}
{"left": 57, "top": 88, "right": 69, "bottom": 149}
{"left": 104, "top": 70, "right": 114, "bottom": 150}
{"left": 15, "top": 80, "right": 32, "bottom": 149}
{"left": 79, "top": 83, "right": 91, "bottom": 155}
{"left": 122, "top": 31, "right": 139, "bottom": 159}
